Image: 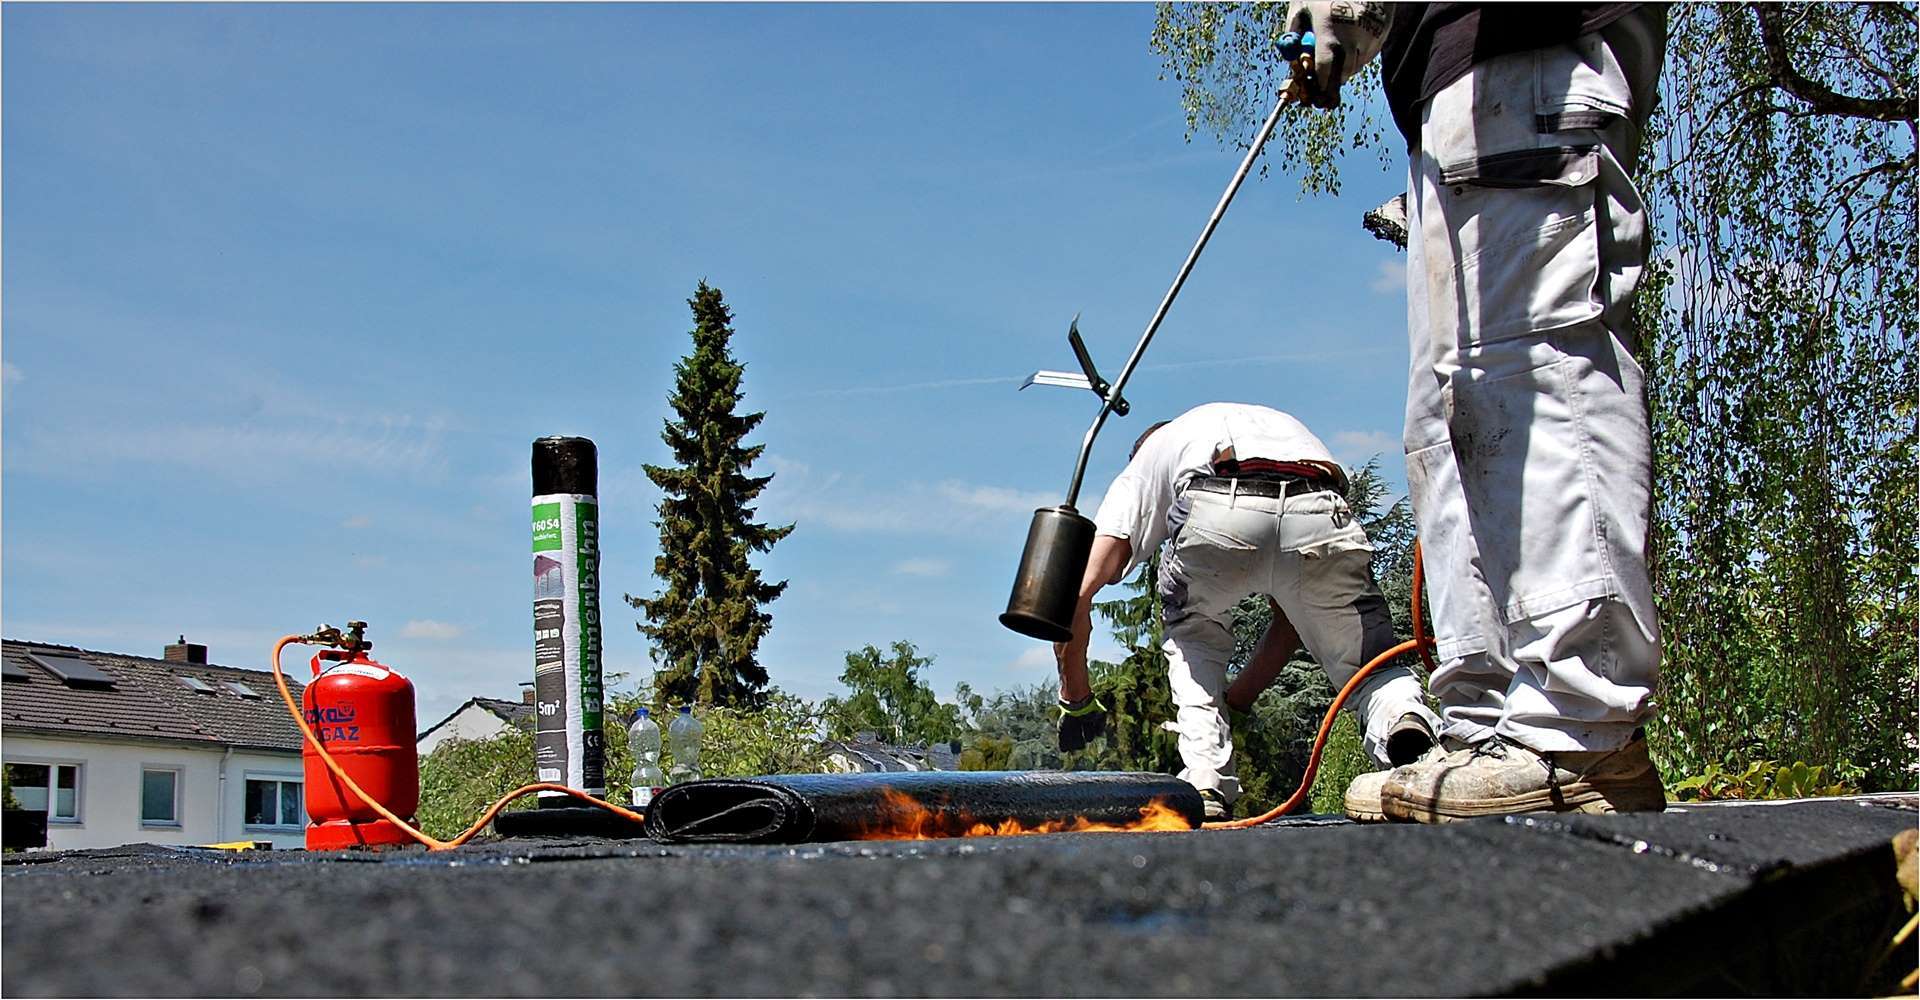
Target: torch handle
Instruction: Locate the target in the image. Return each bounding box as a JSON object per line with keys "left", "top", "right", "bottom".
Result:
{"left": 1062, "top": 83, "right": 1299, "bottom": 509}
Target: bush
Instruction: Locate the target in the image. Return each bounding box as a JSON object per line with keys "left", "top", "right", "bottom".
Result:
{"left": 416, "top": 728, "right": 537, "bottom": 840}
{"left": 1667, "top": 760, "right": 1856, "bottom": 802}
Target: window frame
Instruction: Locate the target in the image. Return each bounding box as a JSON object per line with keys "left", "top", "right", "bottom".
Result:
{"left": 241, "top": 773, "right": 305, "bottom": 831}
{"left": 139, "top": 765, "right": 184, "bottom": 828}
{"left": 4, "top": 759, "right": 85, "bottom": 825}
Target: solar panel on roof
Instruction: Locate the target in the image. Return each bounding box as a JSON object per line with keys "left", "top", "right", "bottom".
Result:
{"left": 178, "top": 676, "right": 216, "bottom": 694}
{"left": 222, "top": 680, "right": 262, "bottom": 699}
{"left": 27, "top": 653, "right": 116, "bottom": 689}
{"left": 2, "top": 660, "right": 28, "bottom": 681}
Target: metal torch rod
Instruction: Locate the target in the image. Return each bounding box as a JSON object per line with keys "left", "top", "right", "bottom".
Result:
{"left": 1062, "top": 84, "right": 1299, "bottom": 509}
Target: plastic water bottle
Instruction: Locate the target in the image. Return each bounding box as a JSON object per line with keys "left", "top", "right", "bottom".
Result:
{"left": 627, "top": 708, "right": 665, "bottom": 807}
{"left": 667, "top": 705, "right": 704, "bottom": 784}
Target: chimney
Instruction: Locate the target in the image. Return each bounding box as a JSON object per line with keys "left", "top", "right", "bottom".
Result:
{"left": 164, "top": 635, "right": 208, "bottom": 664}
{"left": 519, "top": 681, "right": 535, "bottom": 706}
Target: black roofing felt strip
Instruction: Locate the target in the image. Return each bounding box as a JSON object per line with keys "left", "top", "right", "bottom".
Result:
{"left": 643, "top": 771, "right": 1203, "bottom": 844}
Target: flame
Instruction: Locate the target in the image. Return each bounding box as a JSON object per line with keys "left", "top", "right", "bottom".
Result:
{"left": 855, "top": 789, "right": 1195, "bottom": 841}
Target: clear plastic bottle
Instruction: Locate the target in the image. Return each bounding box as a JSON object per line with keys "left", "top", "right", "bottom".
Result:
{"left": 626, "top": 707, "right": 665, "bottom": 807}
{"left": 666, "top": 705, "right": 704, "bottom": 784}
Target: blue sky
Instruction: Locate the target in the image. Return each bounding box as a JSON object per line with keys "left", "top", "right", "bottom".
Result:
{"left": 2, "top": 3, "right": 1414, "bottom": 726}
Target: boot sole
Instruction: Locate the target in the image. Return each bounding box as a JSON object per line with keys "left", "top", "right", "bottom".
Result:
{"left": 1343, "top": 799, "right": 1390, "bottom": 823}
{"left": 1382, "top": 780, "right": 1667, "bottom": 824}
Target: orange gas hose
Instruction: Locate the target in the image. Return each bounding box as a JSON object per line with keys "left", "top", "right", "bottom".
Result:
{"left": 1203, "top": 541, "right": 1437, "bottom": 830}
{"left": 271, "top": 635, "right": 645, "bottom": 851}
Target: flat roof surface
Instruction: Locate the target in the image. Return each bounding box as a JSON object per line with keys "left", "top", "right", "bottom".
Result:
{"left": 4, "top": 796, "right": 1914, "bottom": 996}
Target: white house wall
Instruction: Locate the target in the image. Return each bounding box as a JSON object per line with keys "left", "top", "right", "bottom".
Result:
{"left": 416, "top": 704, "right": 514, "bottom": 756}
{"left": 4, "top": 734, "right": 307, "bottom": 850}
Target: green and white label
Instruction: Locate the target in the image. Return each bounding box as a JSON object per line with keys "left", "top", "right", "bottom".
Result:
{"left": 532, "top": 494, "right": 605, "bottom": 796}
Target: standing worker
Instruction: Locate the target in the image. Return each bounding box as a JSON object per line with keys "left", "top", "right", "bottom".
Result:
{"left": 1051, "top": 402, "right": 1441, "bottom": 820}
{"left": 1283, "top": 2, "right": 1670, "bottom": 821}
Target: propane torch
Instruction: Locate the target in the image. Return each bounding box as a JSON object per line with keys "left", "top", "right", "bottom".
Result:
{"left": 999, "top": 43, "right": 1316, "bottom": 642}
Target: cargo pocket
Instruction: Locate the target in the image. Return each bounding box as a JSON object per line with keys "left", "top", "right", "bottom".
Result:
{"left": 1433, "top": 146, "right": 1605, "bottom": 346}
{"left": 1417, "top": 39, "right": 1619, "bottom": 350}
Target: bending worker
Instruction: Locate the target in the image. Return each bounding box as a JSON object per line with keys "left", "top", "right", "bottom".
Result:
{"left": 1052, "top": 401, "right": 1440, "bottom": 820}
{"left": 1284, "top": 2, "right": 1669, "bottom": 821}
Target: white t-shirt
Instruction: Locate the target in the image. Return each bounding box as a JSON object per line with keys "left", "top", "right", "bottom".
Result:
{"left": 1091, "top": 402, "right": 1344, "bottom": 578}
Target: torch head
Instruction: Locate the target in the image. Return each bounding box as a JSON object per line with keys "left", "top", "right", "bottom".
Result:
{"left": 999, "top": 505, "right": 1096, "bottom": 643}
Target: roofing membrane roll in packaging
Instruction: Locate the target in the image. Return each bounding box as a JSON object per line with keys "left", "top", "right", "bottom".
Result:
{"left": 643, "top": 770, "right": 1203, "bottom": 844}
{"left": 531, "top": 437, "right": 605, "bottom": 800}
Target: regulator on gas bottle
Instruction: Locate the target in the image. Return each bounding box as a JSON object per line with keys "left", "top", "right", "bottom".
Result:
{"left": 300, "top": 621, "right": 420, "bottom": 850}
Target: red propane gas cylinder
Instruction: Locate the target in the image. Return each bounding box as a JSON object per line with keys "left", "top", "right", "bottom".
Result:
{"left": 302, "top": 647, "right": 420, "bottom": 850}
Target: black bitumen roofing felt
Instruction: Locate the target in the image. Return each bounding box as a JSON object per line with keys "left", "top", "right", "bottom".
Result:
{"left": 1, "top": 639, "right": 306, "bottom": 751}
{"left": 3, "top": 795, "right": 1914, "bottom": 996}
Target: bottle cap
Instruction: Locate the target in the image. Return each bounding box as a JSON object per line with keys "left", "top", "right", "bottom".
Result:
{"left": 634, "top": 706, "right": 650, "bottom": 719}
{"left": 679, "top": 705, "right": 693, "bottom": 714}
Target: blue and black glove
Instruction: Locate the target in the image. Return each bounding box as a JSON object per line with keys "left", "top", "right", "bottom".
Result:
{"left": 1057, "top": 694, "right": 1108, "bottom": 753}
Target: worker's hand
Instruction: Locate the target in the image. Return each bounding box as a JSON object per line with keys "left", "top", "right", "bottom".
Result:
{"left": 1285, "top": 1, "right": 1392, "bottom": 109}
{"left": 1057, "top": 694, "right": 1108, "bottom": 753}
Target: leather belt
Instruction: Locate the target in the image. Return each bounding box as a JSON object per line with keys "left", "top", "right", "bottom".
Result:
{"left": 1188, "top": 474, "right": 1338, "bottom": 499}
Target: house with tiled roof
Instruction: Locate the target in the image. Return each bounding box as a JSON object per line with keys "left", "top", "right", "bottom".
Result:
{"left": 416, "top": 687, "right": 536, "bottom": 756}
{"left": 2, "top": 637, "right": 311, "bottom": 850}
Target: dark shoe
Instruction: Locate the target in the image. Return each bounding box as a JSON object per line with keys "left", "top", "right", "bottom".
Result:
{"left": 1198, "top": 788, "right": 1231, "bottom": 821}
{"left": 1384, "top": 712, "right": 1437, "bottom": 768}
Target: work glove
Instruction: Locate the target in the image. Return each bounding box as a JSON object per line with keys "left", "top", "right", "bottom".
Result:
{"left": 1284, "top": 1, "right": 1393, "bottom": 109}
{"left": 1057, "top": 694, "right": 1108, "bottom": 753}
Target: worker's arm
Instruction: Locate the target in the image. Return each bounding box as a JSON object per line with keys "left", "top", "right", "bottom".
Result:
{"left": 1053, "top": 534, "right": 1133, "bottom": 702}
{"left": 1050, "top": 535, "right": 1131, "bottom": 752}
{"left": 1225, "top": 598, "right": 1301, "bottom": 713}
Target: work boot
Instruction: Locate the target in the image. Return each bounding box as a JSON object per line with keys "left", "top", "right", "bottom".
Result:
{"left": 1198, "top": 788, "right": 1231, "bottom": 821}
{"left": 1382, "top": 731, "right": 1667, "bottom": 824}
{"left": 1343, "top": 731, "right": 1460, "bottom": 824}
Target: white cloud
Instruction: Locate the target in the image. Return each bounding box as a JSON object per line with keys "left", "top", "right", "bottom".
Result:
{"left": 16, "top": 413, "right": 448, "bottom": 482}
{"left": 892, "top": 558, "right": 952, "bottom": 577}
{"left": 933, "top": 480, "right": 1056, "bottom": 516}
{"left": 1331, "top": 430, "right": 1399, "bottom": 464}
{"left": 400, "top": 619, "right": 463, "bottom": 640}
{"left": 758, "top": 455, "right": 1053, "bottom": 539}
{"left": 1012, "top": 646, "right": 1055, "bottom": 669}
{"left": 1369, "top": 259, "right": 1406, "bottom": 295}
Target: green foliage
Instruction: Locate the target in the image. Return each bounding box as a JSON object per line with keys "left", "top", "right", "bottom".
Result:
{"left": 821, "top": 641, "right": 965, "bottom": 747}
{"left": 1638, "top": 3, "right": 1916, "bottom": 791}
{"left": 1150, "top": 2, "right": 1392, "bottom": 196}
{"left": 627, "top": 281, "right": 794, "bottom": 709}
{"left": 604, "top": 686, "right": 829, "bottom": 785}
{"left": 1, "top": 767, "right": 21, "bottom": 812}
{"left": 1148, "top": 3, "right": 1918, "bottom": 792}
{"left": 1667, "top": 760, "right": 1857, "bottom": 803}
{"left": 959, "top": 683, "right": 1058, "bottom": 770}
{"left": 416, "top": 728, "right": 537, "bottom": 840}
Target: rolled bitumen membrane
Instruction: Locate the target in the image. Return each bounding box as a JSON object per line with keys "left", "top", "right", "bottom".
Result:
{"left": 643, "top": 770, "right": 1203, "bottom": 843}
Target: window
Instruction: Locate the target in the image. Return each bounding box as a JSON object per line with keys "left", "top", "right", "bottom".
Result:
{"left": 6, "top": 762, "right": 81, "bottom": 822}
{"left": 141, "top": 768, "right": 180, "bottom": 826}
{"left": 244, "top": 778, "right": 304, "bottom": 828}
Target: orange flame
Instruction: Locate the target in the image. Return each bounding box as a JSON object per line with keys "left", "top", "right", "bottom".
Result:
{"left": 855, "top": 789, "right": 1195, "bottom": 841}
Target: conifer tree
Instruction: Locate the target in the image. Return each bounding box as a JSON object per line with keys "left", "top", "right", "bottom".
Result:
{"left": 629, "top": 282, "right": 793, "bottom": 708}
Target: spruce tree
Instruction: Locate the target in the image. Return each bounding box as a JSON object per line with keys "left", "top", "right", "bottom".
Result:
{"left": 629, "top": 282, "right": 793, "bottom": 708}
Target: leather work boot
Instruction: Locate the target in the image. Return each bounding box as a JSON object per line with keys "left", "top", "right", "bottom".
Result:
{"left": 1198, "top": 788, "right": 1230, "bottom": 821}
{"left": 1343, "top": 730, "right": 1462, "bottom": 824}
{"left": 1381, "top": 732, "right": 1667, "bottom": 824}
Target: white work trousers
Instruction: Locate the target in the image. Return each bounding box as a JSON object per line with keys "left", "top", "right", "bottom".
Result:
{"left": 1157, "top": 486, "right": 1439, "bottom": 803}
{"left": 1404, "top": 12, "right": 1665, "bottom": 754}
